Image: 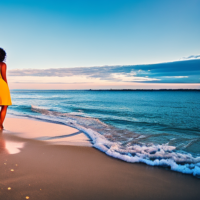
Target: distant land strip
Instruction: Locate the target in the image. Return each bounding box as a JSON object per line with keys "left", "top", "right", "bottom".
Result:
{"left": 87, "top": 89, "right": 200, "bottom": 91}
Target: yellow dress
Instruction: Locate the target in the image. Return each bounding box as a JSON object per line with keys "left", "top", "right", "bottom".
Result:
{"left": 0, "top": 69, "right": 12, "bottom": 106}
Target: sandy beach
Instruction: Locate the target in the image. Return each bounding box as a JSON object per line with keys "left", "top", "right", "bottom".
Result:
{"left": 0, "top": 117, "right": 200, "bottom": 200}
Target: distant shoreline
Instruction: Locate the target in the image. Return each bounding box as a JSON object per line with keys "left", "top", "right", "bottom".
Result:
{"left": 88, "top": 89, "right": 200, "bottom": 91}
{"left": 10, "top": 89, "right": 200, "bottom": 91}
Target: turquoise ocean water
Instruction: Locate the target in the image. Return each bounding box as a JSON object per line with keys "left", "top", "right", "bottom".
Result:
{"left": 8, "top": 90, "right": 200, "bottom": 177}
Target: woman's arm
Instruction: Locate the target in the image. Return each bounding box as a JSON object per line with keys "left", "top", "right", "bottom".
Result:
{"left": 1, "top": 63, "right": 8, "bottom": 84}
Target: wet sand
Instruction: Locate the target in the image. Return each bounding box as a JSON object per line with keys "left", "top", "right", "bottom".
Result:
{"left": 4, "top": 117, "right": 91, "bottom": 147}
{"left": 0, "top": 118, "right": 200, "bottom": 199}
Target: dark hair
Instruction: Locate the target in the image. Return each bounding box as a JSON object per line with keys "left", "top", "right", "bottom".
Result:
{"left": 0, "top": 48, "right": 6, "bottom": 62}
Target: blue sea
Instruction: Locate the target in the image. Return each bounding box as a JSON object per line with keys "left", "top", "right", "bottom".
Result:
{"left": 8, "top": 90, "right": 200, "bottom": 177}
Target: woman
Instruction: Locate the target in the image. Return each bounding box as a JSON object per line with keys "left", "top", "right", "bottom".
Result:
{"left": 0, "top": 48, "right": 12, "bottom": 130}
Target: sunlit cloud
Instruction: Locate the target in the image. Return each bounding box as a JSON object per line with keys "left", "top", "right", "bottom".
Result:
{"left": 162, "top": 76, "right": 188, "bottom": 79}
{"left": 111, "top": 73, "right": 160, "bottom": 82}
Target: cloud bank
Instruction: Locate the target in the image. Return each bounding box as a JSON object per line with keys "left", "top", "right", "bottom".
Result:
{"left": 8, "top": 59, "right": 200, "bottom": 83}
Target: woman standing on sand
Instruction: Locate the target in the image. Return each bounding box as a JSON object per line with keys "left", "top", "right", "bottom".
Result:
{"left": 0, "top": 48, "right": 12, "bottom": 130}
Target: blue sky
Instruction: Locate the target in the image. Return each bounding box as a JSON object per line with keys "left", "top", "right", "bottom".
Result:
{"left": 0, "top": 0, "right": 200, "bottom": 89}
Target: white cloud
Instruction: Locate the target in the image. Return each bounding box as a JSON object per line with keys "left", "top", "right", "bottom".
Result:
{"left": 137, "top": 69, "right": 149, "bottom": 74}
{"left": 111, "top": 73, "right": 160, "bottom": 82}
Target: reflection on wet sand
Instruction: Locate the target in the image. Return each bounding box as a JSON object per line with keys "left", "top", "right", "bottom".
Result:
{"left": 0, "top": 131, "right": 7, "bottom": 153}
{"left": 0, "top": 131, "right": 24, "bottom": 154}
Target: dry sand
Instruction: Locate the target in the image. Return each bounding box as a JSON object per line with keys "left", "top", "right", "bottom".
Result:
{"left": 0, "top": 117, "right": 200, "bottom": 200}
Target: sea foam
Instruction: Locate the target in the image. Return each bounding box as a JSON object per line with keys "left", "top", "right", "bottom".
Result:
{"left": 73, "top": 123, "right": 200, "bottom": 177}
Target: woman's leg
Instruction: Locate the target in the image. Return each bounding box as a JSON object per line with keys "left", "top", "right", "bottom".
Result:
{"left": 0, "top": 106, "right": 8, "bottom": 129}
{"left": 0, "top": 106, "right": 1, "bottom": 130}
